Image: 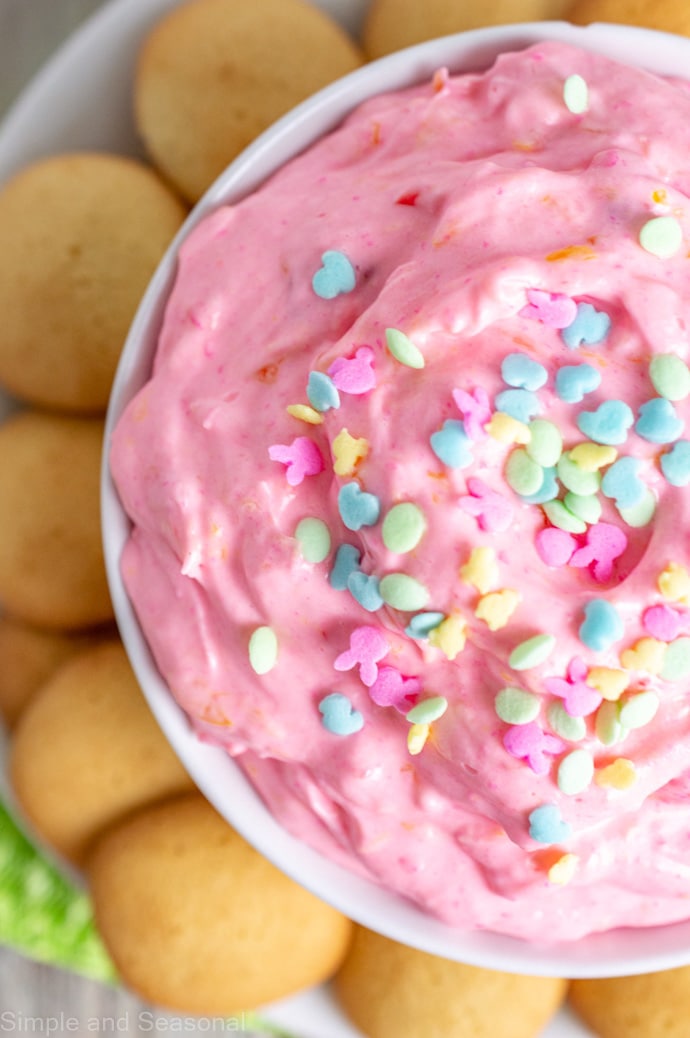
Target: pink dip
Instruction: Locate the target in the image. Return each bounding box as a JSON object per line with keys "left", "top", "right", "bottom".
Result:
{"left": 112, "top": 41, "right": 690, "bottom": 941}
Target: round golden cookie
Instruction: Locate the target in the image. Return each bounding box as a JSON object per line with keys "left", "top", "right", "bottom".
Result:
{"left": 135, "top": 0, "right": 363, "bottom": 203}
{"left": 567, "top": 0, "right": 690, "bottom": 35}
{"left": 0, "top": 410, "right": 113, "bottom": 630}
{"left": 9, "top": 641, "right": 195, "bottom": 864}
{"left": 334, "top": 926, "right": 567, "bottom": 1038}
{"left": 570, "top": 968, "right": 690, "bottom": 1038}
{"left": 0, "top": 153, "right": 186, "bottom": 413}
{"left": 87, "top": 792, "right": 353, "bottom": 1014}
{"left": 362, "top": 0, "right": 571, "bottom": 59}
{"left": 0, "top": 616, "right": 108, "bottom": 729}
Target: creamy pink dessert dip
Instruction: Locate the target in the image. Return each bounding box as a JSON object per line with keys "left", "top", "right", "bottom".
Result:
{"left": 111, "top": 40, "right": 690, "bottom": 941}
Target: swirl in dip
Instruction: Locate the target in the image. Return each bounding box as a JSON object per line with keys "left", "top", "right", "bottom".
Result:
{"left": 112, "top": 41, "right": 690, "bottom": 941}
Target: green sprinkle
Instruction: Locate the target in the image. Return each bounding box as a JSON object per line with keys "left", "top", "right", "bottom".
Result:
{"left": 618, "top": 487, "right": 656, "bottom": 527}
{"left": 294, "top": 517, "right": 331, "bottom": 563}
{"left": 595, "top": 701, "right": 627, "bottom": 746}
{"left": 248, "top": 626, "right": 278, "bottom": 675}
{"left": 526, "top": 419, "right": 563, "bottom": 468}
{"left": 495, "top": 687, "right": 541, "bottom": 724}
{"left": 558, "top": 749, "right": 594, "bottom": 795}
{"left": 505, "top": 448, "right": 544, "bottom": 496}
{"left": 385, "top": 327, "right": 425, "bottom": 369}
{"left": 509, "top": 633, "right": 556, "bottom": 671}
{"left": 564, "top": 491, "right": 602, "bottom": 524}
{"left": 619, "top": 691, "right": 659, "bottom": 729}
{"left": 382, "top": 502, "right": 427, "bottom": 554}
{"left": 379, "top": 573, "right": 430, "bottom": 611}
{"left": 563, "top": 73, "right": 589, "bottom": 114}
{"left": 650, "top": 353, "right": 690, "bottom": 402}
{"left": 557, "top": 452, "right": 601, "bottom": 496}
{"left": 547, "top": 701, "right": 587, "bottom": 742}
{"left": 661, "top": 636, "right": 690, "bottom": 681}
{"left": 542, "top": 499, "right": 587, "bottom": 534}
{"left": 639, "top": 215, "right": 683, "bottom": 260}
{"left": 406, "top": 695, "right": 448, "bottom": 724}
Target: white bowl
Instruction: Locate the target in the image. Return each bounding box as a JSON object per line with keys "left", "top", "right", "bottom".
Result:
{"left": 99, "top": 14, "right": 690, "bottom": 982}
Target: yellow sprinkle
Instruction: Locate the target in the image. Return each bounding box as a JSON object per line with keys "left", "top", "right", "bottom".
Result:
{"left": 486, "top": 412, "right": 531, "bottom": 445}
{"left": 407, "top": 722, "right": 430, "bottom": 755}
{"left": 595, "top": 758, "right": 637, "bottom": 790}
{"left": 619, "top": 637, "right": 667, "bottom": 676}
{"left": 652, "top": 188, "right": 667, "bottom": 204}
{"left": 586, "top": 667, "right": 628, "bottom": 702}
{"left": 332, "top": 428, "right": 369, "bottom": 477}
{"left": 658, "top": 562, "right": 690, "bottom": 605}
{"left": 548, "top": 853, "right": 579, "bottom": 886}
{"left": 460, "top": 547, "right": 498, "bottom": 594}
{"left": 428, "top": 614, "right": 467, "bottom": 660}
{"left": 286, "top": 403, "right": 324, "bottom": 425}
{"left": 546, "top": 244, "right": 597, "bottom": 262}
{"left": 475, "top": 589, "right": 521, "bottom": 631}
{"left": 568, "top": 442, "right": 617, "bottom": 472}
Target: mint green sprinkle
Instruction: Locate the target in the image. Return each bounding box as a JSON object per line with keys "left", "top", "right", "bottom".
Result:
{"left": 382, "top": 502, "right": 427, "bottom": 554}
{"left": 595, "top": 701, "right": 627, "bottom": 746}
{"left": 558, "top": 749, "right": 594, "bottom": 795}
{"left": 248, "top": 626, "right": 278, "bottom": 675}
{"left": 495, "top": 687, "right": 541, "bottom": 724}
{"left": 563, "top": 491, "right": 602, "bottom": 524}
{"left": 509, "top": 633, "right": 556, "bottom": 671}
{"left": 563, "top": 73, "right": 589, "bottom": 114}
{"left": 650, "top": 353, "right": 690, "bottom": 402}
{"left": 505, "top": 448, "right": 544, "bottom": 496}
{"left": 406, "top": 695, "right": 448, "bottom": 724}
{"left": 294, "top": 517, "right": 331, "bottom": 563}
{"left": 379, "top": 573, "right": 430, "bottom": 611}
{"left": 639, "top": 215, "right": 683, "bottom": 260}
{"left": 618, "top": 691, "right": 659, "bottom": 730}
{"left": 542, "top": 498, "right": 587, "bottom": 534}
{"left": 526, "top": 419, "right": 563, "bottom": 468}
{"left": 618, "top": 487, "right": 656, "bottom": 527}
{"left": 547, "top": 701, "right": 586, "bottom": 742}
{"left": 557, "top": 452, "right": 601, "bottom": 496}
{"left": 385, "top": 328, "right": 425, "bottom": 369}
{"left": 661, "top": 636, "right": 690, "bottom": 681}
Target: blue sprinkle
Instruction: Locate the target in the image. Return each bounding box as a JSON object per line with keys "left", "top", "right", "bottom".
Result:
{"left": 501, "top": 353, "right": 548, "bottom": 391}
{"left": 635, "top": 397, "right": 684, "bottom": 445}
{"left": 528, "top": 804, "right": 572, "bottom": 845}
{"left": 494, "top": 388, "right": 542, "bottom": 424}
{"left": 329, "top": 544, "right": 361, "bottom": 590}
{"left": 307, "top": 371, "right": 340, "bottom": 412}
{"left": 580, "top": 599, "right": 624, "bottom": 652}
{"left": 312, "top": 250, "right": 356, "bottom": 300}
{"left": 318, "top": 692, "right": 364, "bottom": 735}
{"left": 338, "top": 482, "right": 381, "bottom": 532}
{"left": 561, "top": 302, "right": 611, "bottom": 350}
{"left": 405, "top": 611, "right": 445, "bottom": 639}
{"left": 661, "top": 440, "right": 690, "bottom": 487}
{"left": 577, "top": 399, "right": 634, "bottom": 446}
{"left": 347, "top": 571, "right": 384, "bottom": 612}
{"left": 430, "top": 419, "right": 473, "bottom": 469}
{"left": 601, "top": 456, "right": 645, "bottom": 509}
{"left": 518, "top": 466, "right": 559, "bottom": 505}
{"left": 555, "top": 363, "right": 601, "bottom": 403}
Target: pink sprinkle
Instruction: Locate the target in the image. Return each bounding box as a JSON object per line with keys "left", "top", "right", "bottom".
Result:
{"left": 268, "top": 436, "right": 324, "bottom": 486}
{"left": 643, "top": 604, "right": 684, "bottom": 642}
{"left": 328, "top": 347, "right": 376, "bottom": 395}
{"left": 545, "top": 657, "right": 602, "bottom": 717}
{"left": 536, "top": 527, "right": 577, "bottom": 568}
{"left": 520, "top": 289, "right": 578, "bottom": 329}
{"left": 503, "top": 722, "right": 564, "bottom": 775}
{"left": 452, "top": 386, "right": 492, "bottom": 441}
{"left": 569, "top": 522, "right": 627, "bottom": 582}
{"left": 368, "top": 666, "right": 421, "bottom": 711}
{"left": 459, "top": 477, "right": 514, "bottom": 533}
{"left": 333, "top": 625, "right": 389, "bottom": 687}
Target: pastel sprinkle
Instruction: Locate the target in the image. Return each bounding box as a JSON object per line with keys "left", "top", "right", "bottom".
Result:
{"left": 650, "top": 353, "right": 690, "bottom": 401}
{"left": 658, "top": 562, "right": 690, "bottom": 604}
{"left": 555, "top": 363, "right": 601, "bottom": 403}
{"left": 595, "top": 758, "right": 637, "bottom": 790}
{"left": 295, "top": 517, "right": 331, "bottom": 563}
{"left": 568, "top": 442, "right": 617, "bottom": 471}
{"left": 528, "top": 804, "right": 572, "bottom": 845}
{"left": 459, "top": 478, "right": 514, "bottom": 532}
{"left": 385, "top": 327, "right": 425, "bottom": 368}
{"left": 639, "top": 215, "right": 683, "bottom": 259}
{"left": 379, "top": 573, "right": 430, "bottom": 611}
{"left": 452, "top": 386, "right": 492, "bottom": 441}
{"left": 338, "top": 482, "right": 381, "bottom": 531}
{"left": 619, "top": 637, "right": 667, "bottom": 676}
{"left": 475, "top": 589, "right": 521, "bottom": 631}
{"left": 535, "top": 527, "right": 577, "bottom": 568}
{"left": 545, "top": 656, "right": 602, "bottom": 718}
{"left": 572, "top": 523, "right": 626, "bottom": 585}
{"left": 427, "top": 613, "right": 467, "bottom": 659}
{"left": 486, "top": 411, "right": 531, "bottom": 445}
{"left": 577, "top": 400, "right": 634, "bottom": 446}
{"left": 557, "top": 452, "right": 601, "bottom": 496}
{"left": 635, "top": 397, "right": 684, "bottom": 444}
{"left": 505, "top": 448, "right": 544, "bottom": 496}
{"left": 643, "top": 604, "right": 684, "bottom": 642}
{"left": 495, "top": 687, "right": 541, "bottom": 724}
{"left": 501, "top": 352, "right": 548, "bottom": 390}
{"left": 405, "top": 611, "right": 445, "bottom": 639}
{"left": 329, "top": 346, "right": 376, "bottom": 395}
{"left": 407, "top": 723, "right": 430, "bottom": 755}
{"left": 618, "top": 691, "right": 659, "bottom": 729}
{"left": 563, "top": 73, "right": 589, "bottom": 114}
{"left": 520, "top": 290, "right": 577, "bottom": 330}
{"left": 494, "top": 388, "right": 542, "bottom": 424}
{"left": 547, "top": 701, "right": 587, "bottom": 741}
{"left": 312, "top": 250, "right": 356, "bottom": 298}
{"left": 332, "top": 428, "right": 369, "bottom": 477}
{"left": 601, "top": 457, "right": 645, "bottom": 509}
{"left": 563, "top": 491, "right": 602, "bottom": 525}
{"left": 248, "top": 626, "right": 278, "bottom": 675}
{"left": 509, "top": 633, "right": 556, "bottom": 671}
{"left": 526, "top": 419, "right": 562, "bottom": 467}
{"left": 548, "top": 853, "right": 579, "bottom": 886}
{"left": 586, "top": 667, "right": 628, "bottom": 701}
{"left": 347, "top": 571, "right": 384, "bottom": 612}
{"left": 333, "top": 625, "right": 389, "bottom": 687}
{"left": 661, "top": 440, "right": 690, "bottom": 486}
{"left": 306, "top": 371, "right": 340, "bottom": 412}
{"left": 330, "top": 544, "right": 361, "bottom": 590}
{"left": 286, "top": 403, "right": 324, "bottom": 424}
{"left": 518, "top": 465, "right": 559, "bottom": 505}
{"left": 504, "top": 723, "right": 564, "bottom": 774}
{"left": 406, "top": 695, "right": 448, "bottom": 725}
{"left": 561, "top": 302, "right": 611, "bottom": 350}
{"left": 268, "top": 436, "right": 324, "bottom": 486}
{"left": 579, "top": 599, "right": 624, "bottom": 651}
{"left": 430, "top": 419, "right": 473, "bottom": 468}
{"left": 382, "top": 502, "right": 427, "bottom": 554}
{"left": 661, "top": 636, "right": 690, "bottom": 681}
{"left": 460, "top": 546, "right": 498, "bottom": 594}
{"left": 617, "top": 488, "right": 656, "bottom": 527}
{"left": 542, "top": 499, "right": 587, "bottom": 535}
{"left": 595, "top": 701, "right": 627, "bottom": 746}
{"left": 318, "top": 693, "right": 364, "bottom": 735}
{"left": 369, "top": 667, "right": 421, "bottom": 710}
{"left": 558, "top": 749, "right": 594, "bottom": 795}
